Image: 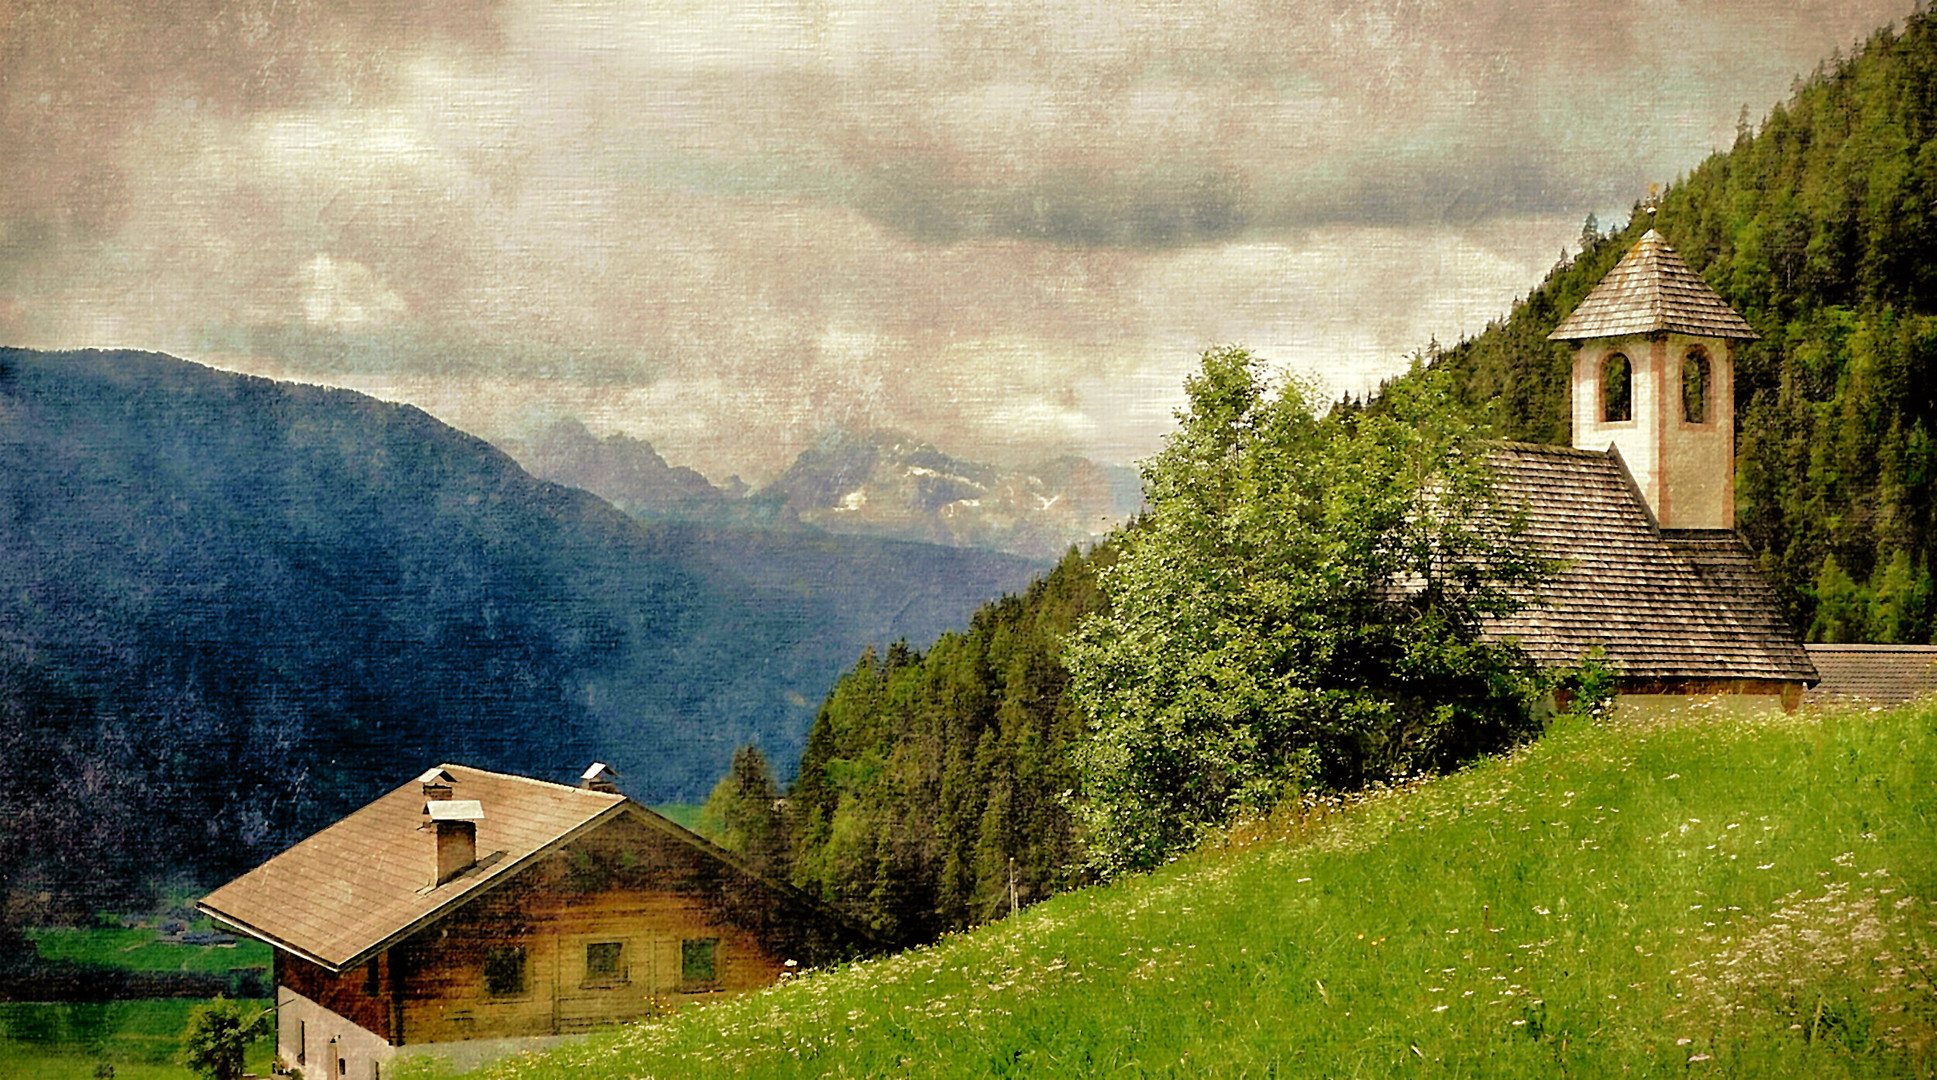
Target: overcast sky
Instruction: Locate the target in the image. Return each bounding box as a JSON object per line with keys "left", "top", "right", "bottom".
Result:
{"left": 1, "top": 0, "right": 1917, "bottom": 481}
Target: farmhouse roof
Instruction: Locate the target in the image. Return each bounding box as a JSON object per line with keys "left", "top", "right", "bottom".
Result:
{"left": 1482, "top": 442, "right": 1814, "bottom": 682}
{"left": 1548, "top": 230, "right": 1759, "bottom": 342}
{"left": 1802, "top": 644, "right": 1937, "bottom": 705}
{"left": 199, "top": 764, "right": 642, "bottom": 972}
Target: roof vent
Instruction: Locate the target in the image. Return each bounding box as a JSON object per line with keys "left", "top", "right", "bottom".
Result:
{"left": 418, "top": 767, "right": 456, "bottom": 802}
{"left": 422, "top": 799, "right": 483, "bottom": 885}
{"left": 580, "top": 762, "right": 620, "bottom": 794}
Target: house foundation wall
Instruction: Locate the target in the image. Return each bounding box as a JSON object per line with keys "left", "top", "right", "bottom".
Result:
{"left": 277, "top": 985, "right": 598, "bottom": 1078}
{"left": 388, "top": 1031, "right": 594, "bottom": 1075}
{"left": 1609, "top": 678, "right": 1805, "bottom": 717}
{"left": 278, "top": 987, "right": 394, "bottom": 1080}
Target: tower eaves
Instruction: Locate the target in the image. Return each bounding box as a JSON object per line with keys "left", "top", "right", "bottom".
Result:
{"left": 1548, "top": 230, "right": 1758, "bottom": 342}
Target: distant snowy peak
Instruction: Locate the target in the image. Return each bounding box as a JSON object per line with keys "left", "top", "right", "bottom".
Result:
{"left": 513, "top": 422, "right": 1141, "bottom": 561}
{"left": 759, "top": 428, "right": 1139, "bottom": 561}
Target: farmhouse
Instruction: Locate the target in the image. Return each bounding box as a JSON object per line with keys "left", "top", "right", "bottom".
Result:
{"left": 1483, "top": 228, "right": 1818, "bottom": 711}
{"left": 199, "top": 764, "right": 864, "bottom": 1078}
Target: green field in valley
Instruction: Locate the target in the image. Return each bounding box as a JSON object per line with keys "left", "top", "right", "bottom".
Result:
{"left": 0, "top": 1000, "right": 274, "bottom": 1080}
{"left": 651, "top": 803, "right": 706, "bottom": 832}
{"left": 25, "top": 926, "right": 270, "bottom": 976}
{"left": 462, "top": 699, "right": 1937, "bottom": 1079}
{"left": 0, "top": 914, "right": 274, "bottom": 1078}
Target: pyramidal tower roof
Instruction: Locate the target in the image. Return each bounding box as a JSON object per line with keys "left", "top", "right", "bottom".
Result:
{"left": 1548, "top": 229, "right": 1758, "bottom": 342}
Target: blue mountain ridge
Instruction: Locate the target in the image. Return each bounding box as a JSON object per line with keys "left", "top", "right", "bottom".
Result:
{"left": 0, "top": 348, "right": 1046, "bottom": 902}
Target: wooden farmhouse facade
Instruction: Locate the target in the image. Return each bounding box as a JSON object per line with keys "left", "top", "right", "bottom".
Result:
{"left": 200, "top": 764, "right": 863, "bottom": 1078}
{"left": 1481, "top": 228, "right": 1819, "bottom": 711}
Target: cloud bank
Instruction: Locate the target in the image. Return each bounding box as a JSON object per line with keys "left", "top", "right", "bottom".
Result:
{"left": 0, "top": 0, "right": 1915, "bottom": 478}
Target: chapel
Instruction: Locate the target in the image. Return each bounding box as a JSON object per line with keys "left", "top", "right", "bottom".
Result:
{"left": 1480, "top": 229, "right": 1818, "bottom": 711}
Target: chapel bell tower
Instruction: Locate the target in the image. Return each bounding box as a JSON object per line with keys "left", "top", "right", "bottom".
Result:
{"left": 1548, "top": 229, "right": 1758, "bottom": 531}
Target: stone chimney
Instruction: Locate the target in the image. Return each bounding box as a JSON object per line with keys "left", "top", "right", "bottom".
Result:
{"left": 580, "top": 762, "right": 620, "bottom": 794}
{"left": 418, "top": 770, "right": 482, "bottom": 885}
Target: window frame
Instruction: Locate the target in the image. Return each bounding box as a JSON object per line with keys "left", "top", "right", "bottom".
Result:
{"left": 1680, "top": 347, "right": 1711, "bottom": 425}
{"left": 1601, "top": 351, "right": 1633, "bottom": 424}
{"left": 680, "top": 937, "right": 721, "bottom": 992}
{"left": 582, "top": 940, "right": 627, "bottom": 988}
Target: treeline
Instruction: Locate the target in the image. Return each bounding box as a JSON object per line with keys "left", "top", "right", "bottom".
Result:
{"left": 1428, "top": 10, "right": 1937, "bottom": 642}
{"left": 705, "top": 548, "right": 1107, "bottom": 945}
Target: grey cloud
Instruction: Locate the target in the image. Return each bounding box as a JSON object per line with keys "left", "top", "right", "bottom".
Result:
{"left": 191, "top": 323, "right": 666, "bottom": 386}
{"left": 842, "top": 160, "right": 1251, "bottom": 248}
{"left": 612, "top": 0, "right": 1912, "bottom": 246}
{"left": 0, "top": 0, "right": 503, "bottom": 245}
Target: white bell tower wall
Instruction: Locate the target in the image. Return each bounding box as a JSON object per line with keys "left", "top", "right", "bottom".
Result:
{"left": 1571, "top": 331, "right": 1734, "bottom": 531}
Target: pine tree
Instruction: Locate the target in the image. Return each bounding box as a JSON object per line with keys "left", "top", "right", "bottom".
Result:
{"left": 698, "top": 745, "right": 791, "bottom": 883}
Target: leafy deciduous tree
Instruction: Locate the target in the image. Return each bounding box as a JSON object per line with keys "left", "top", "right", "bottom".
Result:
{"left": 179, "top": 998, "right": 270, "bottom": 1080}
{"left": 1067, "top": 347, "right": 1548, "bottom": 874}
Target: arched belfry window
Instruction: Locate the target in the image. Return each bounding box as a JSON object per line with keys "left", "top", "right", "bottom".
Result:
{"left": 1682, "top": 348, "right": 1710, "bottom": 423}
{"left": 1602, "top": 353, "right": 1632, "bottom": 423}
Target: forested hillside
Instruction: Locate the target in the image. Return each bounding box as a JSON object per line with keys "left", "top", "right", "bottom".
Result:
{"left": 781, "top": 357, "right": 1547, "bottom": 939}
{"left": 785, "top": 547, "right": 1109, "bottom": 945}
{"left": 1428, "top": 11, "right": 1937, "bottom": 643}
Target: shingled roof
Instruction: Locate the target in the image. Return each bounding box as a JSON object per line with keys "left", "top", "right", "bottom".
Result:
{"left": 1803, "top": 644, "right": 1937, "bottom": 706}
{"left": 1482, "top": 442, "right": 1814, "bottom": 682}
{"left": 200, "top": 764, "right": 632, "bottom": 971}
{"left": 1548, "top": 230, "right": 1759, "bottom": 342}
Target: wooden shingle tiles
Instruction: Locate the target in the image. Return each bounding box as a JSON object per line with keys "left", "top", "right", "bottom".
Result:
{"left": 199, "top": 765, "right": 627, "bottom": 971}
{"left": 1548, "top": 230, "right": 1759, "bottom": 342}
{"left": 1803, "top": 644, "right": 1937, "bottom": 706}
{"left": 1482, "top": 442, "right": 1814, "bottom": 681}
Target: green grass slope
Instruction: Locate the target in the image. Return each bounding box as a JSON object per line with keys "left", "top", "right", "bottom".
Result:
{"left": 480, "top": 702, "right": 1937, "bottom": 1079}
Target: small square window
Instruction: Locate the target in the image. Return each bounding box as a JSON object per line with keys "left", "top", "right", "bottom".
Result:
{"left": 681, "top": 938, "right": 719, "bottom": 988}
{"left": 585, "top": 941, "right": 624, "bottom": 983}
{"left": 483, "top": 945, "right": 526, "bottom": 998}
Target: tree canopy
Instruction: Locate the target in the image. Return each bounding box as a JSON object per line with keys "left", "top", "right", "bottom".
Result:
{"left": 698, "top": 744, "right": 791, "bottom": 884}
{"left": 179, "top": 999, "right": 270, "bottom": 1080}
{"left": 1066, "top": 348, "right": 1548, "bottom": 874}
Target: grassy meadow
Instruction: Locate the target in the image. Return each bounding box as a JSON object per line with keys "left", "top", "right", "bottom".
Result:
{"left": 651, "top": 804, "right": 706, "bottom": 832}
{"left": 467, "top": 698, "right": 1937, "bottom": 1079}
{"left": 0, "top": 1000, "right": 274, "bottom": 1080}
{"left": 0, "top": 914, "right": 274, "bottom": 1079}
{"left": 24, "top": 926, "right": 270, "bottom": 976}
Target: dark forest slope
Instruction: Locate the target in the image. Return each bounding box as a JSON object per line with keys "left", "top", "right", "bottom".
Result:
{"left": 788, "top": 545, "right": 1109, "bottom": 945}
{"left": 0, "top": 348, "right": 1042, "bottom": 913}
{"left": 1423, "top": 11, "right": 1937, "bottom": 643}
